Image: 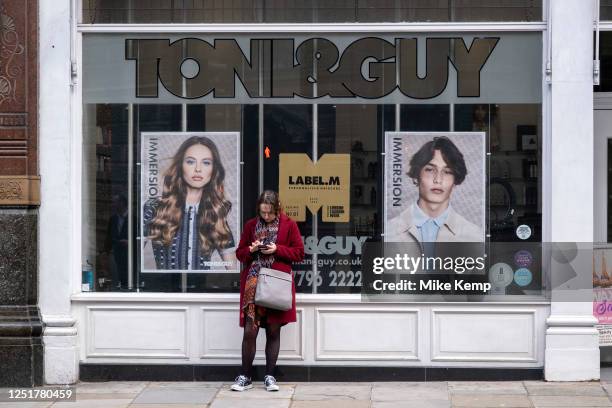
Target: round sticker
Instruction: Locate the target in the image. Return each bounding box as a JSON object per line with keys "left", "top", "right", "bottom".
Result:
{"left": 489, "top": 262, "right": 514, "bottom": 288}
{"left": 516, "top": 224, "right": 532, "bottom": 240}
{"left": 514, "top": 250, "right": 533, "bottom": 268}
{"left": 514, "top": 268, "right": 533, "bottom": 287}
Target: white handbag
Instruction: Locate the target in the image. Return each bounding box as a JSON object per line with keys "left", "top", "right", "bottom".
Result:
{"left": 254, "top": 267, "right": 293, "bottom": 311}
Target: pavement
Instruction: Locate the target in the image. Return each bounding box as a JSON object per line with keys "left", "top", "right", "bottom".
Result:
{"left": 5, "top": 369, "right": 612, "bottom": 407}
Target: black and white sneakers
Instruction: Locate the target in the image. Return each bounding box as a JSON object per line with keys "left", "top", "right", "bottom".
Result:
{"left": 230, "top": 375, "right": 253, "bottom": 391}
{"left": 230, "top": 374, "right": 279, "bottom": 392}
{"left": 264, "top": 375, "right": 280, "bottom": 392}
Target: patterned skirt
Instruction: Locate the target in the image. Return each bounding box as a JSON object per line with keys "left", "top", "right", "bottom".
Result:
{"left": 241, "top": 273, "right": 267, "bottom": 328}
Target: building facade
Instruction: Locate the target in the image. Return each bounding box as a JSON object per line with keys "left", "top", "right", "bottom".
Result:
{"left": 0, "top": 0, "right": 42, "bottom": 387}
{"left": 1, "top": 0, "right": 607, "bottom": 386}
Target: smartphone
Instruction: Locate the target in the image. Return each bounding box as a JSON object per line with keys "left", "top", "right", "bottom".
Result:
{"left": 258, "top": 244, "right": 269, "bottom": 250}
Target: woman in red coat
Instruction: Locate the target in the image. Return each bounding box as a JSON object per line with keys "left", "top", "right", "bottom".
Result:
{"left": 231, "top": 190, "right": 304, "bottom": 392}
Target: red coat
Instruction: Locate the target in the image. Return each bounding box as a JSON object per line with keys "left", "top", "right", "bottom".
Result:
{"left": 236, "top": 212, "right": 305, "bottom": 327}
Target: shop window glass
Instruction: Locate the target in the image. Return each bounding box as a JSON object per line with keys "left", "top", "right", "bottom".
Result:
{"left": 608, "top": 140, "right": 612, "bottom": 242}
{"left": 401, "top": 105, "right": 450, "bottom": 131}
{"left": 82, "top": 32, "right": 542, "bottom": 294}
{"left": 262, "top": 105, "right": 314, "bottom": 294}
{"left": 316, "top": 105, "right": 394, "bottom": 294}
{"left": 454, "top": 104, "right": 542, "bottom": 242}
{"left": 81, "top": 0, "right": 542, "bottom": 24}
{"left": 454, "top": 103, "right": 542, "bottom": 295}
{"left": 602, "top": 0, "right": 612, "bottom": 21}
{"left": 83, "top": 104, "right": 257, "bottom": 292}
{"left": 596, "top": 32, "right": 612, "bottom": 92}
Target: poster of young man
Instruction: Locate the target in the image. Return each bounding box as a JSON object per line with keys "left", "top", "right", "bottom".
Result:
{"left": 140, "top": 132, "right": 240, "bottom": 273}
{"left": 384, "top": 132, "right": 486, "bottom": 246}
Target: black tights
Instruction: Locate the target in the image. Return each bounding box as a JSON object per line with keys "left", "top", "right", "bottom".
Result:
{"left": 241, "top": 317, "right": 281, "bottom": 378}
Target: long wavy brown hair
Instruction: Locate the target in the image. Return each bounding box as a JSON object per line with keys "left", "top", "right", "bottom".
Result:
{"left": 148, "top": 136, "right": 233, "bottom": 255}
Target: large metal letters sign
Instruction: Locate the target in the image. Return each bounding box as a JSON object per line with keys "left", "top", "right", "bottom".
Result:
{"left": 84, "top": 33, "right": 542, "bottom": 104}
{"left": 125, "top": 37, "right": 498, "bottom": 99}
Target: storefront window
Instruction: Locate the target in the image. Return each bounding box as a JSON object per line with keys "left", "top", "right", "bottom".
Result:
{"left": 596, "top": 32, "right": 612, "bottom": 92}
{"left": 454, "top": 103, "right": 542, "bottom": 242}
{"left": 315, "top": 104, "right": 394, "bottom": 294}
{"left": 84, "top": 103, "right": 258, "bottom": 292}
{"left": 81, "top": 0, "right": 542, "bottom": 24}
{"left": 602, "top": 0, "right": 612, "bottom": 21}
{"left": 82, "top": 32, "right": 543, "bottom": 294}
{"left": 262, "top": 105, "right": 314, "bottom": 293}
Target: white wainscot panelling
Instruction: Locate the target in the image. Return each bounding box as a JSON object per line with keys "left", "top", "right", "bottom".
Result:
{"left": 87, "top": 307, "right": 188, "bottom": 358}
{"left": 199, "top": 307, "right": 304, "bottom": 360}
{"left": 316, "top": 308, "right": 419, "bottom": 361}
{"left": 432, "top": 309, "right": 537, "bottom": 362}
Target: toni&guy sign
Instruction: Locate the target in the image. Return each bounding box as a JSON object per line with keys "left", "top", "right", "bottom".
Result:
{"left": 125, "top": 37, "right": 499, "bottom": 100}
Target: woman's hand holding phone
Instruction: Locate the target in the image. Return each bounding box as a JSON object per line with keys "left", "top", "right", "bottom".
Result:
{"left": 249, "top": 240, "right": 262, "bottom": 253}
{"left": 260, "top": 242, "right": 276, "bottom": 255}
{"left": 249, "top": 240, "right": 276, "bottom": 254}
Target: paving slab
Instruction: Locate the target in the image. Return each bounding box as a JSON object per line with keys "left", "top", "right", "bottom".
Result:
{"left": 75, "top": 392, "right": 139, "bottom": 400}
{"left": 130, "top": 405, "right": 209, "bottom": 408}
{"left": 448, "top": 381, "right": 527, "bottom": 395}
{"left": 373, "top": 399, "right": 451, "bottom": 408}
{"left": 451, "top": 394, "right": 532, "bottom": 407}
{"left": 601, "top": 382, "right": 612, "bottom": 394}
{"left": 146, "top": 382, "right": 223, "bottom": 388}
{"left": 530, "top": 395, "right": 612, "bottom": 407}
{"left": 215, "top": 385, "right": 294, "bottom": 399}
{"left": 132, "top": 387, "right": 218, "bottom": 405}
{"left": 371, "top": 382, "right": 445, "bottom": 386}
{"left": 291, "top": 400, "right": 371, "bottom": 408}
{"left": 524, "top": 381, "right": 606, "bottom": 396}
{"left": 75, "top": 381, "right": 148, "bottom": 394}
{"left": 51, "top": 399, "right": 132, "bottom": 408}
{"left": 293, "top": 384, "right": 371, "bottom": 401}
{"left": 294, "top": 382, "right": 371, "bottom": 386}
{"left": 372, "top": 382, "right": 449, "bottom": 401}
{"left": 210, "top": 398, "right": 290, "bottom": 408}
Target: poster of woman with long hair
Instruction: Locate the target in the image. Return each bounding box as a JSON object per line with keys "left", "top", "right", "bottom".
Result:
{"left": 141, "top": 132, "right": 240, "bottom": 273}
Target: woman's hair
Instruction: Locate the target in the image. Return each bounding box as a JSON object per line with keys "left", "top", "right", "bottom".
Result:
{"left": 148, "top": 136, "right": 233, "bottom": 254}
{"left": 408, "top": 136, "right": 468, "bottom": 185}
{"left": 256, "top": 190, "right": 281, "bottom": 215}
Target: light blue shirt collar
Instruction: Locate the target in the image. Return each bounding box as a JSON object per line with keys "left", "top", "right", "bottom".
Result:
{"left": 412, "top": 202, "right": 451, "bottom": 228}
{"left": 412, "top": 202, "right": 451, "bottom": 243}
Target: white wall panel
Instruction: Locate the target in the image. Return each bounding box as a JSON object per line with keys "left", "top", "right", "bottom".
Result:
{"left": 87, "top": 307, "right": 188, "bottom": 358}
{"left": 199, "top": 307, "right": 304, "bottom": 360}
{"left": 316, "top": 308, "right": 419, "bottom": 361}
{"left": 73, "top": 297, "right": 547, "bottom": 367}
{"left": 432, "top": 309, "right": 537, "bottom": 362}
